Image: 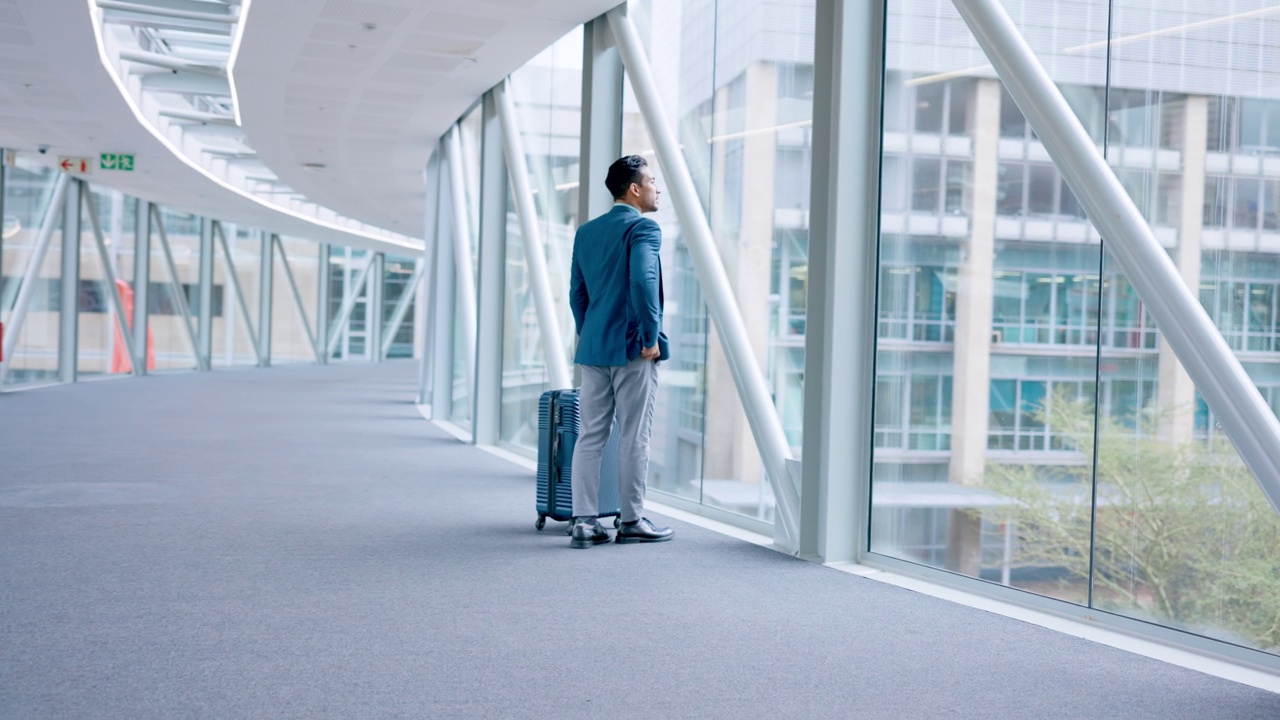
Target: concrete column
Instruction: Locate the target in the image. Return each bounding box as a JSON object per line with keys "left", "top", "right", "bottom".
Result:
{"left": 1157, "top": 94, "right": 1207, "bottom": 444}
{"left": 946, "top": 78, "right": 1001, "bottom": 575}
{"left": 703, "top": 61, "right": 778, "bottom": 492}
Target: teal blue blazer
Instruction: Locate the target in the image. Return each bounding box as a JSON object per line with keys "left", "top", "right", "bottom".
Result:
{"left": 569, "top": 204, "right": 667, "bottom": 366}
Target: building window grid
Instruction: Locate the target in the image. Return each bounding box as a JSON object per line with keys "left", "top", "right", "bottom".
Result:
{"left": 878, "top": 263, "right": 957, "bottom": 343}
{"left": 988, "top": 378, "right": 1095, "bottom": 452}
{"left": 1200, "top": 275, "right": 1280, "bottom": 354}
{"left": 874, "top": 371, "right": 952, "bottom": 451}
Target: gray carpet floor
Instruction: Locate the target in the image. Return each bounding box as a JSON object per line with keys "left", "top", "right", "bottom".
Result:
{"left": 1, "top": 361, "right": 1278, "bottom": 719}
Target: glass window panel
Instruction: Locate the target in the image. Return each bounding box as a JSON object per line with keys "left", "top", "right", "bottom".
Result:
{"left": 872, "top": 1, "right": 1106, "bottom": 605}
{"left": 914, "top": 81, "right": 944, "bottom": 134}
{"left": 911, "top": 157, "right": 941, "bottom": 212}
{"left": 2, "top": 157, "right": 63, "bottom": 388}
{"left": 622, "top": 0, "right": 815, "bottom": 521}
{"left": 499, "top": 28, "right": 583, "bottom": 451}
{"left": 272, "top": 238, "right": 322, "bottom": 364}
{"left": 1026, "top": 164, "right": 1056, "bottom": 215}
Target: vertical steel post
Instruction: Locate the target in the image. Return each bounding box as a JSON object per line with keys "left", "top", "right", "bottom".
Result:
{"left": 368, "top": 252, "right": 384, "bottom": 362}
{"left": 432, "top": 158, "right": 458, "bottom": 421}
{"left": 418, "top": 149, "right": 443, "bottom": 406}
{"left": 578, "top": 15, "right": 625, "bottom": 222}
{"left": 951, "top": 0, "right": 1280, "bottom": 509}
{"left": 132, "top": 199, "right": 152, "bottom": 374}
{"left": 258, "top": 230, "right": 273, "bottom": 367}
{"left": 445, "top": 127, "right": 479, "bottom": 397}
{"left": 58, "top": 178, "right": 82, "bottom": 383}
{"left": 0, "top": 173, "right": 71, "bottom": 386}
{"left": 607, "top": 8, "right": 800, "bottom": 548}
{"left": 798, "top": 0, "right": 885, "bottom": 563}
{"left": 473, "top": 90, "right": 508, "bottom": 445}
{"left": 197, "top": 216, "right": 214, "bottom": 368}
{"left": 316, "top": 243, "right": 331, "bottom": 364}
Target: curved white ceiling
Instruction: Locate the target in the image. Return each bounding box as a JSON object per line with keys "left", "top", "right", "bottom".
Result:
{"left": 0, "top": 0, "right": 617, "bottom": 252}
{"left": 234, "top": 0, "right": 619, "bottom": 238}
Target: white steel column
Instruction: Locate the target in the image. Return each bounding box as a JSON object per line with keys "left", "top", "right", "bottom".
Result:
{"left": 474, "top": 91, "right": 508, "bottom": 445}
{"left": 368, "top": 252, "right": 385, "bottom": 362}
{"left": 431, "top": 159, "right": 458, "bottom": 420}
{"left": 798, "top": 0, "right": 885, "bottom": 564}
{"left": 494, "top": 81, "right": 572, "bottom": 391}
{"left": 212, "top": 221, "right": 263, "bottom": 366}
{"left": 258, "top": 230, "right": 274, "bottom": 367}
{"left": 578, "top": 15, "right": 624, "bottom": 222}
{"left": 82, "top": 187, "right": 141, "bottom": 376}
{"left": 151, "top": 205, "right": 204, "bottom": 370}
{"left": 951, "top": 0, "right": 1280, "bottom": 510}
{"left": 132, "top": 199, "right": 152, "bottom": 374}
{"left": 58, "top": 178, "right": 82, "bottom": 383}
{"left": 445, "top": 126, "right": 479, "bottom": 396}
{"left": 0, "top": 173, "right": 71, "bottom": 386}
{"left": 418, "top": 150, "right": 443, "bottom": 405}
{"left": 316, "top": 243, "right": 331, "bottom": 364}
{"left": 196, "top": 216, "right": 214, "bottom": 369}
{"left": 607, "top": 7, "right": 800, "bottom": 548}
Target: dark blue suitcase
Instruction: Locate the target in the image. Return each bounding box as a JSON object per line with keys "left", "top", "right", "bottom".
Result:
{"left": 536, "top": 389, "right": 622, "bottom": 531}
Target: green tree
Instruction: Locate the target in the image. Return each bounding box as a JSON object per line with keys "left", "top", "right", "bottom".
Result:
{"left": 982, "top": 393, "right": 1280, "bottom": 652}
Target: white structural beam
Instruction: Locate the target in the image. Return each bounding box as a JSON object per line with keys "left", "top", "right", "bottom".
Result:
{"left": 951, "top": 0, "right": 1280, "bottom": 511}
{"left": 494, "top": 81, "right": 572, "bottom": 391}
{"left": 98, "top": 0, "right": 238, "bottom": 24}
{"left": 607, "top": 7, "right": 800, "bottom": 549}
{"left": 120, "top": 50, "right": 225, "bottom": 76}
{"left": 799, "top": 0, "right": 884, "bottom": 564}
{"left": 0, "top": 173, "right": 71, "bottom": 386}
{"left": 82, "top": 186, "right": 143, "bottom": 377}
{"left": 445, "top": 126, "right": 478, "bottom": 400}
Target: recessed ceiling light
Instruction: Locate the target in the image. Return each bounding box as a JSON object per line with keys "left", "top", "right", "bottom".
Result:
{"left": 303, "top": 162, "right": 326, "bottom": 171}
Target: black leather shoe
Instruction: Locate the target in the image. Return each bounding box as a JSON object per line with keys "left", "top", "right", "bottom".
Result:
{"left": 615, "top": 517, "right": 673, "bottom": 544}
{"left": 570, "top": 518, "right": 610, "bottom": 549}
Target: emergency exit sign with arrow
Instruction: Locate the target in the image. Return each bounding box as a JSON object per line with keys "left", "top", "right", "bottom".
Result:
{"left": 58, "top": 156, "right": 92, "bottom": 173}
{"left": 100, "top": 153, "right": 135, "bottom": 171}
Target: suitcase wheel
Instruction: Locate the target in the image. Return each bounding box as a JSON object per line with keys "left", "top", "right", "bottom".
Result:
{"left": 535, "top": 515, "right": 546, "bottom": 531}
{"left": 613, "top": 517, "right": 620, "bottom": 529}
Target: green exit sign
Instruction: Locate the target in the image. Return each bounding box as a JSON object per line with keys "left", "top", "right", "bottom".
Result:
{"left": 100, "top": 153, "right": 135, "bottom": 171}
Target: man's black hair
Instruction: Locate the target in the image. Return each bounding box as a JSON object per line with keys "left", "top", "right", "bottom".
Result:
{"left": 604, "top": 155, "right": 648, "bottom": 199}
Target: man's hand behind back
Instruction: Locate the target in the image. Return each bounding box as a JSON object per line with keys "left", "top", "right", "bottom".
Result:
{"left": 640, "top": 344, "right": 660, "bottom": 361}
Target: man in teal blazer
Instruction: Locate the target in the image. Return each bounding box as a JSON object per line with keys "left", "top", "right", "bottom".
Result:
{"left": 567, "top": 156, "right": 674, "bottom": 548}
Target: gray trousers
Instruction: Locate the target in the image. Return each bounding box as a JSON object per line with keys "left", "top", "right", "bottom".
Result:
{"left": 571, "top": 357, "right": 658, "bottom": 523}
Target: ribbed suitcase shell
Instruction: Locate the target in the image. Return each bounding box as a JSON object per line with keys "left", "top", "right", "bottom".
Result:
{"left": 536, "top": 389, "right": 621, "bottom": 528}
